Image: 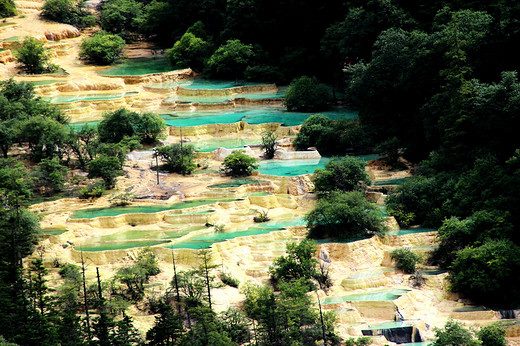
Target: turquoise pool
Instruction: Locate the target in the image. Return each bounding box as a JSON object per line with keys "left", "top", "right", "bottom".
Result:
{"left": 99, "top": 57, "right": 176, "bottom": 76}
{"left": 322, "top": 289, "right": 411, "bottom": 304}
{"left": 148, "top": 78, "right": 260, "bottom": 89}
{"left": 193, "top": 137, "right": 263, "bottom": 152}
{"left": 47, "top": 91, "right": 138, "bottom": 104}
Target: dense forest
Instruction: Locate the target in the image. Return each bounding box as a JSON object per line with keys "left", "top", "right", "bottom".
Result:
{"left": 1, "top": 0, "right": 520, "bottom": 344}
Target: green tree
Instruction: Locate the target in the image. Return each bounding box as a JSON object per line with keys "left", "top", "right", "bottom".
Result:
{"left": 133, "top": 112, "right": 166, "bottom": 144}
{"left": 155, "top": 143, "right": 196, "bottom": 174}
{"left": 448, "top": 240, "right": 520, "bottom": 306}
{"left": 18, "top": 116, "right": 69, "bottom": 162}
{"left": 32, "top": 157, "right": 69, "bottom": 195}
{"left": 221, "top": 150, "right": 258, "bottom": 176}
{"left": 432, "top": 320, "right": 480, "bottom": 346}
{"left": 0, "top": 0, "right": 16, "bottom": 18}
{"left": 284, "top": 76, "right": 331, "bottom": 112}
{"left": 87, "top": 155, "right": 123, "bottom": 189}
{"left": 15, "top": 37, "right": 56, "bottom": 74}
{"left": 306, "top": 191, "right": 385, "bottom": 239}
{"left": 165, "top": 31, "right": 212, "bottom": 72}
{"left": 205, "top": 39, "right": 255, "bottom": 80}
{"left": 390, "top": 248, "right": 421, "bottom": 274}
{"left": 41, "top": 0, "right": 96, "bottom": 28}
{"left": 0, "top": 158, "right": 33, "bottom": 204}
{"left": 79, "top": 31, "right": 126, "bottom": 65}
{"left": 219, "top": 308, "right": 251, "bottom": 345}
{"left": 260, "top": 130, "right": 277, "bottom": 159}
{"left": 98, "top": 108, "right": 165, "bottom": 144}
{"left": 477, "top": 325, "right": 506, "bottom": 346}
{"left": 146, "top": 303, "right": 185, "bottom": 345}
{"left": 269, "top": 239, "right": 319, "bottom": 290}
{"left": 313, "top": 156, "right": 370, "bottom": 195}
{"left": 99, "top": 0, "right": 143, "bottom": 36}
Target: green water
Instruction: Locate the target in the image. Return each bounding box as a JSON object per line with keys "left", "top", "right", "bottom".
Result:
{"left": 209, "top": 178, "right": 267, "bottom": 188}
{"left": 29, "top": 80, "right": 67, "bottom": 86}
{"left": 47, "top": 91, "right": 139, "bottom": 104}
{"left": 165, "top": 90, "right": 285, "bottom": 104}
{"left": 246, "top": 192, "right": 271, "bottom": 197}
{"left": 70, "top": 199, "right": 237, "bottom": 219}
{"left": 400, "top": 343, "right": 431, "bottom": 346}
{"left": 165, "top": 216, "right": 305, "bottom": 249}
{"left": 160, "top": 106, "right": 358, "bottom": 127}
{"left": 346, "top": 267, "right": 395, "bottom": 279}
{"left": 322, "top": 289, "right": 411, "bottom": 304}
{"left": 365, "top": 321, "right": 409, "bottom": 330}
{"left": 373, "top": 177, "right": 409, "bottom": 186}
{"left": 148, "top": 78, "right": 260, "bottom": 89}
{"left": 2, "top": 36, "right": 22, "bottom": 42}
{"left": 194, "top": 137, "right": 263, "bottom": 152}
{"left": 69, "top": 121, "right": 100, "bottom": 131}
{"left": 99, "top": 57, "right": 175, "bottom": 76}
{"left": 257, "top": 155, "right": 381, "bottom": 177}
{"left": 79, "top": 240, "right": 171, "bottom": 252}
{"left": 41, "top": 227, "right": 68, "bottom": 235}
{"left": 452, "top": 306, "right": 489, "bottom": 312}
{"left": 418, "top": 269, "right": 446, "bottom": 275}
{"left": 386, "top": 228, "right": 436, "bottom": 236}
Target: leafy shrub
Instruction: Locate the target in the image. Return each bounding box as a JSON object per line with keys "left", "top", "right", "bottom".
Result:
{"left": 0, "top": 0, "right": 16, "bottom": 18}
{"left": 253, "top": 210, "right": 270, "bottom": 223}
{"left": 260, "top": 130, "right": 277, "bottom": 159}
{"left": 313, "top": 156, "right": 371, "bottom": 195}
{"left": 244, "top": 65, "right": 285, "bottom": 83}
{"left": 87, "top": 155, "right": 123, "bottom": 189}
{"left": 165, "top": 32, "right": 211, "bottom": 72}
{"left": 99, "top": 0, "right": 143, "bottom": 35}
{"left": 78, "top": 180, "right": 105, "bottom": 199}
{"left": 109, "top": 192, "right": 136, "bottom": 206}
{"left": 97, "top": 108, "right": 166, "bottom": 144}
{"left": 221, "top": 150, "right": 259, "bottom": 176}
{"left": 41, "top": 0, "right": 96, "bottom": 28}
{"left": 432, "top": 320, "right": 479, "bottom": 346}
{"left": 154, "top": 143, "right": 196, "bottom": 174}
{"left": 79, "top": 31, "right": 125, "bottom": 65}
{"left": 15, "top": 37, "right": 57, "bottom": 74}
{"left": 204, "top": 39, "right": 255, "bottom": 79}
{"left": 390, "top": 248, "right": 421, "bottom": 274}
{"left": 219, "top": 272, "right": 239, "bottom": 288}
{"left": 477, "top": 325, "right": 506, "bottom": 346}
{"left": 285, "top": 76, "right": 331, "bottom": 112}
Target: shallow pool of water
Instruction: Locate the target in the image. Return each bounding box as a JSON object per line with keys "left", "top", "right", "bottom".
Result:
{"left": 386, "top": 228, "right": 436, "bottom": 236}
{"left": 148, "top": 78, "right": 260, "bottom": 89}
{"left": 29, "top": 80, "right": 67, "bottom": 86}
{"left": 99, "top": 57, "right": 175, "bottom": 76}
{"left": 208, "top": 178, "right": 268, "bottom": 188}
{"left": 322, "top": 289, "right": 411, "bottom": 304}
{"left": 70, "top": 199, "right": 236, "bottom": 219}
{"left": 373, "top": 177, "right": 409, "bottom": 186}
{"left": 193, "top": 137, "right": 263, "bottom": 152}
{"left": 160, "top": 107, "right": 358, "bottom": 127}
{"left": 165, "top": 90, "right": 285, "bottom": 104}
{"left": 47, "top": 91, "right": 139, "bottom": 104}
{"left": 366, "top": 321, "right": 410, "bottom": 330}
{"left": 79, "top": 240, "right": 171, "bottom": 252}
{"left": 418, "top": 269, "right": 446, "bottom": 275}
{"left": 346, "top": 267, "right": 395, "bottom": 279}
{"left": 41, "top": 227, "right": 68, "bottom": 235}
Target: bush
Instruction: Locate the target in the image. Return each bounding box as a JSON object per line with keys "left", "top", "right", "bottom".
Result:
{"left": 155, "top": 143, "right": 196, "bottom": 174}
{"left": 15, "top": 37, "right": 57, "bottom": 74}
{"left": 285, "top": 76, "right": 331, "bottom": 112}
{"left": 244, "top": 65, "right": 285, "bottom": 84}
{"left": 0, "top": 0, "right": 16, "bottom": 18}
{"left": 32, "top": 157, "right": 69, "bottom": 194}
{"left": 78, "top": 181, "right": 105, "bottom": 199}
{"left": 41, "top": 0, "right": 96, "bottom": 28}
{"left": 87, "top": 155, "right": 123, "bottom": 189}
{"left": 79, "top": 31, "right": 125, "bottom": 65}
{"left": 390, "top": 248, "right": 421, "bottom": 274}
{"left": 98, "top": 108, "right": 166, "bottom": 144}
{"left": 221, "top": 150, "right": 259, "bottom": 176}
{"left": 477, "top": 325, "right": 506, "bottom": 346}
{"left": 313, "top": 156, "right": 370, "bottom": 195}
{"left": 253, "top": 210, "right": 270, "bottom": 223}
{"left": 99, "top": 0, "right": 143, "bottom": 35}
{"left": 219, "top": 272, "right": 239, "bottom": 288}
{"left": 432, "top": 320, "right": 479, "bottom": 346}
{"left": 306, "top": 191, "right": 386, "bottom": 239}
{"left": 165, "top": 32, "right": 211, "bottom": 72}
{"left": 260, "top": 130, "right": 277, "bottom": 159}
{"left": 204, "top": 39, "right": 255, "bottom": 80}
{"left": 109, "top": 192, "right": 136, "bottom": 206}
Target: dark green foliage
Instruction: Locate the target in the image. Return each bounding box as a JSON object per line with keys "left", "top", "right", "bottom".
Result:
{"left": 313, "top": 156, "right": 370, "bottom": 195}
{"left": 87, "top": 155, "right": 123, "bottom": 189}
{"left": 205, "top": 39, "right": 255, "bottom": 80}
{"left": 219, "top": 308, "right": 251, "bottom": 344}
{"left": 99, "top": 0, "right": 143, "bottom": 36}
{"left": 448, "top": 240, "right": 520, "bottom": 306}
{"left": 244, "top": 65, "right": 285, "bottom": 84}
{"left": 477, "top": 325, "right": 506, "bottom": 346}
{"left": 344, "top": 337, "right": 372, "bottom": 346}
{"left": 18, "top": 115, "right": 69, "bottom": 162}
{"left": 0, "top": 0, "right": 16, "bottom": 18}
{"left": 79, "top": 31, "right": 126, "bottom": 65}
{"left": 114, "top": 248, "right": 160, "bottom": 301}
{"left": 0, "top": 158, "right": 33, "bottom": 204}
{"left": 221, "top": 150, "right": 259, "bottom": 176}
{"left": 165, "top": 31, "right": 212, "bottom": 72}
{"left": 260, "top": 130, "right": 277, "bottom": 159}
{"left": 306, "top": 191, "right": 385, "bottom": 239}
{"left": 32, "top": 157, "right": 69, "bottom": 194}
{"left": 269, "top": 239, "right": 319, "bottom": 290}
{"left": 432, "top": 320, "right": 480, "bottom": 346}
{"left": 293, "top": 116, "right": 371, "bottom": 155}
{"left": 390, "top": 248, "right": 421, "bottom": 274}
{"left": 78, "top": 180, "right": 105, "bottom": 199}
{"left": 15, "top": 37, "right": 57, "bottom": 74}
{"left": 219, "top": 272, "right": 239, "bottom": 288}
{"left": 98, "top": 108, "right": 166, "bottom": 144}
{"left": 155, "top": 143, "right": 196, "bottom": 174}
{"left": 58, "top": 263, "right": 82, "bottom": 284}
{"left": 41, "top": 0, "right": 96, "bottom": 28}
{"left": 285, "top": 76, "right": 331, "bottom": 112}
{"left": 146, "top": 304, "right": 185, "bottom": 345}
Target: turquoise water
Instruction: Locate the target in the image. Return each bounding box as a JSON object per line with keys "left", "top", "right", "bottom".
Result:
{"left": 69, "top": 121, "right": 100, "bottom": 130}
{"left": 400, "top": 343, "right": 431, "bottom": 346}
{"left": 419, "top": 269, "right": 446, "bottom": 275}
{"left": 160, "top": 107, "right": 358, "bottom": 127}
{"left": 70, "top": 199, "right": 237, "bottom": 219}
{"left": 165, "top": 90, "right": 285, "bottom": 104}
{"left": 148, "top": 78, "right": 260, "bottom": 89}
{"left": 165, "top": 217, "right": 305, "bottom": 249}
{"left": 41, "top": 227, "right": 68, "bottom": 235}
{"left": 322, "top": 289, "right": 411, "bottom": 304}
{"left": 99, "top": 57, "right": 175, "bottom": 76}
{"left": 386, "top": 228, "right": 436, "bottom": 236}
{"left": 452, "top": 306, "right": 489, "bottom": 312}
{"left": 47, "top": 91, "right": 139, "bottom": 104}
{"left": 366, "top": 321, "right": 410, "bottom": 329}
{"left": 194, "top": 137, "right": 263, "bottom": 152}
{"left": 79, "top": 240, "right": 171, "bottom": 252}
